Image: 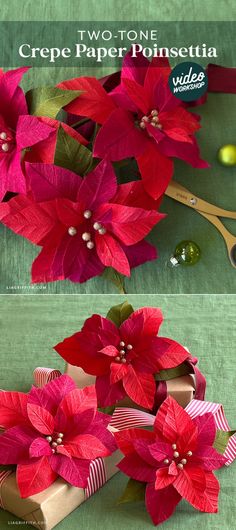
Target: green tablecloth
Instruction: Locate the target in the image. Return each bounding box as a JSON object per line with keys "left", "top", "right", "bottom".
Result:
{"left": 0, "top": 294, "right": 235, "bottom": 529}
{"left": 0, "top": 2, "right": 236, "bottom": 294}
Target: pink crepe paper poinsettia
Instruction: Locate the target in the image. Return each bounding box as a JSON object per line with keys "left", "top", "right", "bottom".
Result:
{"left": 115, "top": 396, "right": 226, "bottom": 526}
{"left": 0, "top": 159, "right": 163, "bottom": 283}
{"left": 54, "top": 307, "right": 190, "bottom": 410}
{"left": 0, "top": 375, "right": 116, "bottom": 497}
{"left": 0, "top": 67, "right": 87, "bottom": 202}
{"left": 59, "top": 50, "right": 209, "bottom": 199}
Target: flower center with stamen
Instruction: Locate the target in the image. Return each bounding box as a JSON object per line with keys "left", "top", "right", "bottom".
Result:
{"left": 46, "top": 432, "right": 64, "bottom": 454}
{"left": 115, "top": 341, "right": 133, "bottom": 363}
{"left": 139, "top": 109, "right": 162, "bottom": 130}
{"left": 0, "top": 130, "right": 14, "bottom": 153}
{"left": 162, "top": 443, "right": 193, "bottom": 471}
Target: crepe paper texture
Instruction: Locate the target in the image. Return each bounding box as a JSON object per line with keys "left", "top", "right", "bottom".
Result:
{"left": 55, "top": 301, "right": 205, "bottom": 411}
{"left": 114, "top": 396, "right": 235, "bottom": 526}
{"left": 0, "top": 450, "right": 121, "bottom": 530}
{"left": 0, "top": 161, "right": 163, "bottom": 284}
{"left": 58, "top": 49, "right": 208, "bottom": 200}
{"left": 0, "top": 375, "right": 117, "bottom": 497}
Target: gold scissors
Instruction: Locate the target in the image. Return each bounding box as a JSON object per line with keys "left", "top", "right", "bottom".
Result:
{"left": 165, "top": 181, "right": 236, "bottom": 268}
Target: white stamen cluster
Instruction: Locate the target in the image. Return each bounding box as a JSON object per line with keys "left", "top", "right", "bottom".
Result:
{"left": 139, "top": 109, "right": 163, "bottom": 130}
{"left": 46, "top": 432, "right": 64, "bottom": 454}
{"left": 93, "top": 222, "right": 107, "bottom": 235}
{"left": 68, "top": 211, "right": 107, "bottom": 250}
{"left": 0, "top": 131, "right": 10, "bottom": 152}
{"left": 162, "top": 444, "right": 193, "bottom": 470}
{"left": 115, "top": 341, "right": 133, "bottom": 363}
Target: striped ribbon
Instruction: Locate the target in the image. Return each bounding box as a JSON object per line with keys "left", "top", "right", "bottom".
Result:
{"left": 110, "top": 400, "right": 236, "bottom": 466}
{"left": 85, "top": 458, "right": 107, "bottom": 498}
{"left": 33, "top": 367, "right": 62, "bottom": 388}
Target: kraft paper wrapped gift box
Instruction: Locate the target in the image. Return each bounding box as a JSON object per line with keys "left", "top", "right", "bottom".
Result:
{"left": 0, "top": 449, "right": 121, "bottom": 530}
{"left": 65, "top": 364, "right": 196, "bottom": 409}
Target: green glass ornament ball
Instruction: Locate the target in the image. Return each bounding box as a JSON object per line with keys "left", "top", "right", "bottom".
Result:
{"left": 218, "top": 144, "right": 236, "bottom": 166}
{"left": 174, "top": 240, "right": 201, "bottom": 266}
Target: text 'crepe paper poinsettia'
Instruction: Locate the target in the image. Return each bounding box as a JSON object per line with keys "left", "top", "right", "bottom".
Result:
{"left": 0, "top": 160, "right": 163, "bottom": 283}
{"left": 59, "top": 50, "right": 209, "bottom": 199}
{"left": 0, "top": 375, "right": 116, "bottom": 497}
{"left": 54, "top": 302, "right": 190, "bottom": 410}
{"left": 115, "top": 396, "right": 226, "bottom": 526}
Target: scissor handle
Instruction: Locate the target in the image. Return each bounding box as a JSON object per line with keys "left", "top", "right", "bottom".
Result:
{"left": 197, "top": 210, "right": 236, "bottom": 268}
{"left": 165, "top": 181, "right": 236, "bottom": 220}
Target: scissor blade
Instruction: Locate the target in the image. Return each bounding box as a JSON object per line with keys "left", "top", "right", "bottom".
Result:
{"left": 165, "top": 181, "right": 236, "bottom": 220}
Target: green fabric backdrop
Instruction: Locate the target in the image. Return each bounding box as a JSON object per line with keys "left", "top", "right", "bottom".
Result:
{"left": 0, "top": 1, "right": 236, "bottom": 294}
{"left": 0, "top": 294, "right": 235, "bottom": 529}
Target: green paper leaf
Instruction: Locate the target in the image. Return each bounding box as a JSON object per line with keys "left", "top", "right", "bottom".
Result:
{"left": 26, "top": 87, "right": 82, "bottom": 119}
{"left": 54, "top": 126, "right": 93, "bottom": 176}
{"left": 214, "top": 430, "right": 236, "bottom": 454}
{"left": 102, "top": 268, "right": 127, "bottom": 296}
{"left": 155, "top": 362, "right": 191, "bottom": 381}
{"left": 106, "top": 300, "right": 134, "bottom": 327}
{"left": 118, "top": 478, "right": 146, "bottom": 504}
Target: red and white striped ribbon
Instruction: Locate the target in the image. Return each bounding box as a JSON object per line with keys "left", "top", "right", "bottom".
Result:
{"left": 0, "top": 469, "right": 12, "bottom": 508}
{"left": 85, "top": 458, "right": 107, "bottom": 498}
{"left": 33, "top": 367, "right": 62, "bottom": 388}
{"left": 110, "top": 400, "right": 236, "bottom": 466}
{"left": 186, "top": 399, "right": 236, "bottom": 465}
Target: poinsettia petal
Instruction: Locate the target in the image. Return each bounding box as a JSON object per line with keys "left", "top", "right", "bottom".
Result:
{"left": 96, "top": 231, "right": 131, "bottom": 276}
{"left": 113, "top": 180, "right": 162, "bottom": 210}
{"left": 0, "top": 391, "right": 28, "bottom": 428}
{"left": 28, "top": 374, "right": 76, "bottom": 415}
{"left": 133, "top": 439, "right": 159, "bottom": 467}
{"left": 148, "top": 441, "right": 173, "bottom": 462}
{"left": 114, "top": 428, "right": 155, "bottom": 456}
{"left": 0, "top": 67, "right": 29, "bottom": 101}
{"left": 0, "top": 425, "right": 35, "bottom": 464}
{"left": 25, "top": 162, "right": 82, "bottom": 202}
{"left": 124, "top": 239, "right": 158, "bottom": 269}
{"left": 16, "top": 115, "right": 54, "bottom": 150}
{"left": 49, "top": 453, "right": 91, "bottom": 488}
{"left": 77, "top": 159, "right": 117, "bottom": 210}
{"left": 65, "top": 236, "right": 105, "bottom": 284}
{"left": 122, "top": 78, "right": 150, "bottom": 114}
{"left": 99, "top": 345, "right": 119, "bottom": 357}
{"left": 121, "top": 307, "right": 163, "bottom": 340}
{"left": 123, "top": 365, "right": 155, "bottom": 409}
{"left": 154, "top": 396, "right": 197, "bottom": 449}
{"left": 193, "top": 445, "right": 226, "bottom": 470}
{"left": 55, "top": 329, "right": 113, "bottom": 376}
{"left": 160, "top": 107, "right": 200, "bottom": 135}
{"left": 137, "top": 140, "right": 174, "bottom": 199}
{"left": 193, "top": 413, "right": 216, "bottom": 447}
{"left": 96, "top": 203, "right": 163, "bottom": 245}
{"left": 110, "top": 362, "right": 129, "bottom": 384}
{"left": 159, "top": 135, "right": 209, "bottom": 168}
{"left": 145, "top": 483, "right": 181, "bottom": 526}
{"left": 58, "top": 385, "right": 97, "bottom": 420}
{"left": 118, "top": 453, "right": 156, "bottom": 482}
{"left": 155, "top": 337, "right": 190, "bottom": 370}
{"left": 0, "top": 196, "right": 59, "bottom": 245}
{"left": 93, "top": 108, "right": 147, "bottom": 161}
{"left": 17, "top": 457, "right": 57, "bottom": 498}
{"left": 29, "top": 437, "right": 52, "bottom": 458}
{"left": 64, "top": 434, "right": 111, "bottom": 459}
{"left": 95, "top": 374, "right": 126, "bottom": 407}
{"left": 27, "top": 404, "right": 55, "bottom": 435}
{"left": 155, "top": 466, "right": 176, "bottom": 489}
{"left": 174, "top": 467, "right": 219, "bottom": 512}
{"left": 58, "top": 76, "right": 116, "bottom": 123}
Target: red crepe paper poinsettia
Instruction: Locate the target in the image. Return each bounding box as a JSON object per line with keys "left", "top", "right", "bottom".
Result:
{"left": 115, "top": 396, "right": 226, "bottom": 526}
{"left": 59, "top": 50, "right": 208, "bottom": 199}
{"left": 54, "top": 307, "right": 190, "bottom": 409}
{"left": 0, "top": 67, "right": 55, "bottom": 201}
{"left": 0, "top": 375, "right": 116, "bottom": 497}
{"left": 0, "top": 160, "right": 163, "bottom": 283}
